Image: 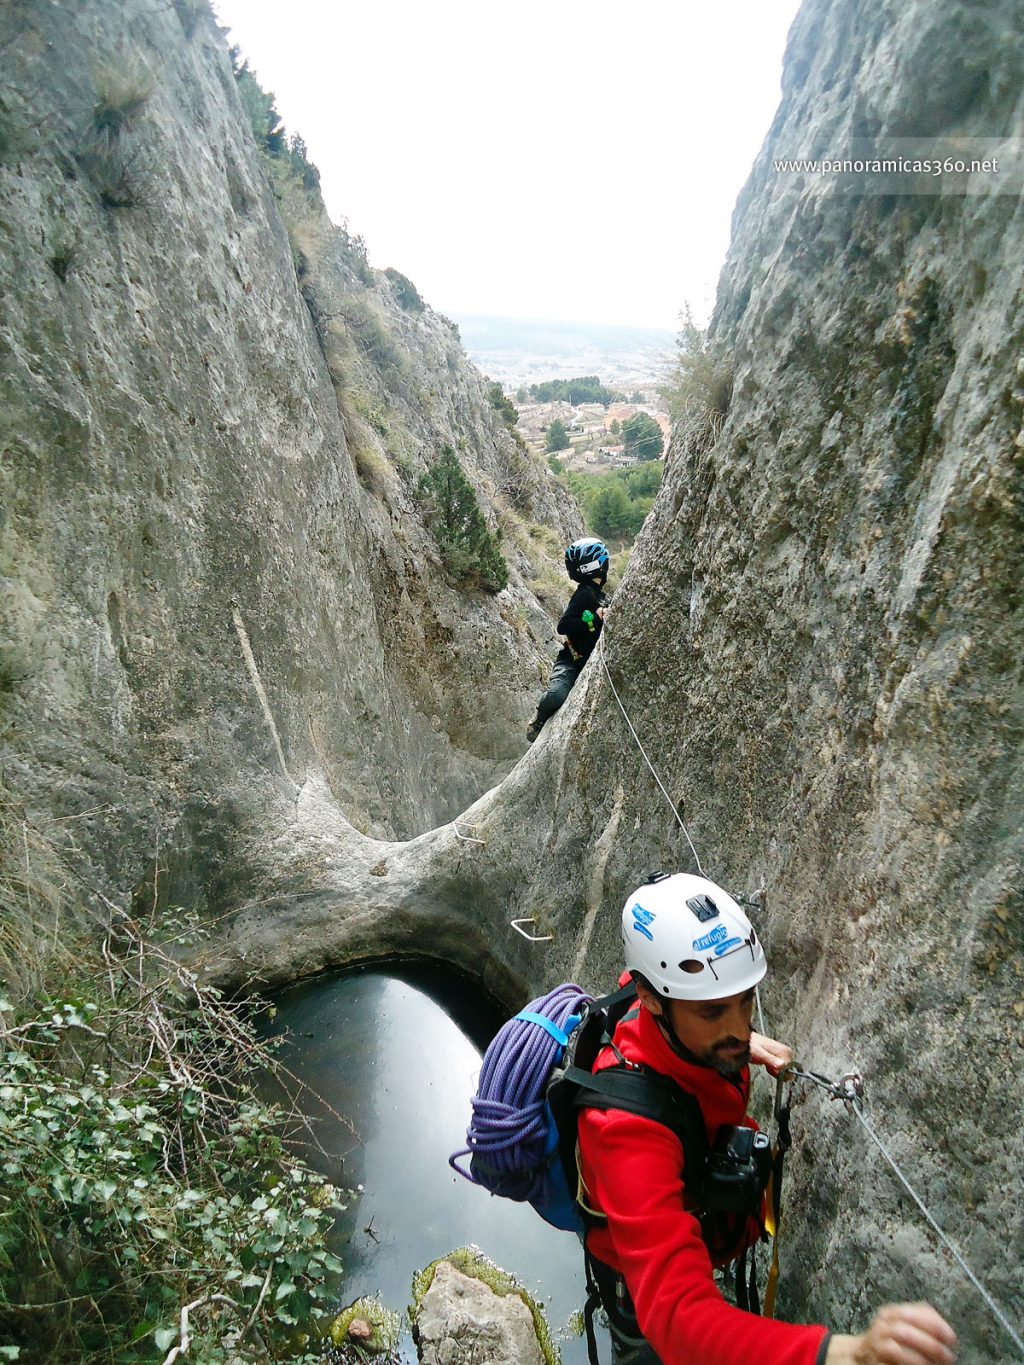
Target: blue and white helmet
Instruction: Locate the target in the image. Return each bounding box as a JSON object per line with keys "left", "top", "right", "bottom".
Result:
{"left": 565, "top": 537, "right": 610, "bottom": 583}
{"left": 621, "top": 873, "right": 766, "bottom": 1000}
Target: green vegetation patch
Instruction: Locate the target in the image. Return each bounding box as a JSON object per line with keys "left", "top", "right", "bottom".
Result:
{"left": 328, "top": 1296, "right": 402, "bottom": 1358}
{"left": 545, "top": 418, "right": 570, "bottom": 453}
{"left": 412, "top": 1247, "right": 558, "bottom": 1365}
{"left": 417, "top": 445, "right": 508, "bottom": 593}
{"left": 230, "top": 47, "right": 321, "bottom": 196}
{"left": 620, "top": 412, "right": 663, "bottom": 462}
{"left": 529, "top": 376, "right": 620, "bottom": 406}
{"left": 77, "top": 58, "right": 157, "bottom": 208}
{"left": 487, "top": 383, "right": 520, "bottom": 428}
{"left": 0, "top": 791, "right": 349, "bottom": 1364}
{"left": 660, "top": 306, "right": 733, "bottom": 428}
{"left": 384, "top": 269, "right": 424, "bottom": 314}
{"left": 563, "top": 461, "right": 663, "bottom": 542}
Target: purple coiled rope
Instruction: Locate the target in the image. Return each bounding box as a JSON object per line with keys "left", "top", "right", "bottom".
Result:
{"left": 449, "top": 983, "right": 591, "bottom": 1205}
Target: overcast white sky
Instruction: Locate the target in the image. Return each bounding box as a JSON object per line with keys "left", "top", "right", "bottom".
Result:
{"left": 211, "top": 1, "right": 802, "bottom": 332}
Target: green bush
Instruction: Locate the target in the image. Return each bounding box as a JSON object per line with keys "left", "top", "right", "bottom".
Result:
{"left": 384, "top": 268, "right": 424, "bottom": 313}
{"left": 620, "top": 411, "right": 663, "bottom": 461}
{"left": 0, "top": 946, "right": 346, "bottom": 1364}
{"left": 417, "top": 446, "right": 508, "bottom": 592}
{"left": 0, "top": 791, "right": 347, "bottom": 1364}
{"left": 660, "top": 305, "right": 733, "bottom": 426}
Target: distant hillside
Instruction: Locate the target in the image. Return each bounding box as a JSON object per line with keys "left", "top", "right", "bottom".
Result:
{"left": 452, "top": 314, "right": 676, "bottom": 388}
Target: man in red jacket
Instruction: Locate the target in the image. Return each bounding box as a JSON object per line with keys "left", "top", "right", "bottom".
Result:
{"left": 576, "top": 873, "right": 958, "bottom": 1365}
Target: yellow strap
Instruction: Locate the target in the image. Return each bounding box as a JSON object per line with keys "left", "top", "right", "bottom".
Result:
{"left": 763, "top": 1168, "right": 778, "bottom": 1238}
{"left": 764, "top": 1242, "right": 781, "bottom": 1319}
{"left": 762, "top": 1163, "right": 782, "bottom": 1318}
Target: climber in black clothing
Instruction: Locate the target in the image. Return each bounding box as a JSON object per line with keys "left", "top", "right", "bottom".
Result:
{"left": 526, "top": 538, "right": 610, "bottom": 743}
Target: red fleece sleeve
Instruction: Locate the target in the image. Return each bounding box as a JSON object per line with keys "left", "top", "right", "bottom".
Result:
{"left": 579, "top": 1106, "right": 829, "bottom": 1365}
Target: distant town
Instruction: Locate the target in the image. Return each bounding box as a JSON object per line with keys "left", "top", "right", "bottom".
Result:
{"left": 514, "top": 389, "right": 671, "bottom": 476}
{"left": 455, "top": 313, "right": 675, "bottom": 477}
{"left": 453, "top": 314, "right": 676, "bottom": 390}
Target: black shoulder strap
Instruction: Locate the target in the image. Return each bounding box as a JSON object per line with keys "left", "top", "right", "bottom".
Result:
{"left": 592, "top": 981, "right": 641, "bottom": 1034}
{"left": 566, "top": 1062, "right": 709, "bottom": 1188}
{"left": 547, "top": 980, "right": 710, "bottom": 1221}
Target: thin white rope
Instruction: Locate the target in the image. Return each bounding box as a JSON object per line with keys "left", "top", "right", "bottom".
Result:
{"left": 598, "top": 643, "right": 705, "bottom": 876}
{"left": 849, "top": 1099, "right": 1024, "bottom": 1358}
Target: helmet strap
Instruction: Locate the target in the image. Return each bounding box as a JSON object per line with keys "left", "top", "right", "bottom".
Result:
{"left": 650, "top": 1006, "right": 730, "bottom": 1073}
{"left": 638, "top": 978, "right": 714, "bottom": 1069}
{"left": 653, "top": 1012, "right": 702, "bottom": 1065}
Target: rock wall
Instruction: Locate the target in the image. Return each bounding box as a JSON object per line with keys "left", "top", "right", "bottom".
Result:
{"left": 203, "top": 1, "right": 1023, "bottom": 1359}
{"left": 3, "top": 0, "right": 1022, "bottom": 1358}
{"left": 0, "top": 0, "right": 576, "bottom": 908}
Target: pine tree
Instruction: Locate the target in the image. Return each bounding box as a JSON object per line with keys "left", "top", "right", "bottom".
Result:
{"left": 417, "top": 447, "right": 509, "bottom": 592}
{"left": 545, "top": 418, "right": 569, "bottom": 453}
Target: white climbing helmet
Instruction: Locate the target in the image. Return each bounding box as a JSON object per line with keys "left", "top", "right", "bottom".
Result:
{"left": 621, "top": 873, "right": 766, "bottom": 1001}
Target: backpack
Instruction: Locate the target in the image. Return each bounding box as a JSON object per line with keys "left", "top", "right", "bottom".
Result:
{"left": 449, "top": 979, "right": 708, "bottom": 1237}
{"left": 450, "top": 979, "right": 780, "bottom": 1364}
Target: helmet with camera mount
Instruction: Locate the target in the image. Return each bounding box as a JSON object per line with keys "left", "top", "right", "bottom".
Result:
{"left": 621, "top": 872, "right": 766, "bottom": 1001}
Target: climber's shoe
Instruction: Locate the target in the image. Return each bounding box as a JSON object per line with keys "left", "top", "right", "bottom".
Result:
{"left": 525, "top": 718, "right": 544, "bottom": 744}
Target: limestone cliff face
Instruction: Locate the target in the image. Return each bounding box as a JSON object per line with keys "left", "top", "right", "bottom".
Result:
{"left": 4, "top": 0, "right": 1022, "bottom": 1357}
{"left": 0, "top": 0, "right": 576, "bottom": 892}
{"left": 203, "top": 1, "right": 1022, "bottom": 1358}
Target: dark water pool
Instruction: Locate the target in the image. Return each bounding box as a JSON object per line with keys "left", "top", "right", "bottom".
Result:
{"left": 262, "top": 965, "right": 594, "bottom": 1364}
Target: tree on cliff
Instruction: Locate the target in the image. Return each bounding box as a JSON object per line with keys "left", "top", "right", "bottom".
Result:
{"left": 230, "top": 48, "right": 287, "bottom": 155}
{"left": 417, "top": 446, "right": 508, "bottom": 593}
{"left": 621, "top": 412, "right": 663, "bottom": 461}
{"left": 487, "top": 383, "right": 520, "bottom": 428}
{"left": 545, "top": 418, "right": 570, "bottom": 452}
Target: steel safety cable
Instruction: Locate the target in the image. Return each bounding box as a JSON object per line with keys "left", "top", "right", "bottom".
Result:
{"left": 594, "top": 626, "right": 775, "bottom": 1027}
{"left": 777, "top": 1069, "right": 1024, "bottom": 1359}
{"left": 596, "top": 633, "right": 705, "bottom": 877}
{"left": 594, "top": 608, "right": 1021, "bottom": 1352}
{"left": 849, "top": 1097, "right": 1024, "bottom": 1359}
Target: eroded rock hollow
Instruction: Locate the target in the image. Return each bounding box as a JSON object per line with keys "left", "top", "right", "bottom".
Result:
{"left": 1, "top": 0, "right": 1021, "bottom": 1360}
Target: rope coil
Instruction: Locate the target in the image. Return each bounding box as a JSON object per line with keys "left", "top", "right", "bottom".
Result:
{"left": 449, "top": 983, "right": 589, "bottom": 1205}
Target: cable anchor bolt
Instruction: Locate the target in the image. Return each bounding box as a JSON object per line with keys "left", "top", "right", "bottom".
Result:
{"left": 835, "top": 1071, "right": 865, "bottom": 1105}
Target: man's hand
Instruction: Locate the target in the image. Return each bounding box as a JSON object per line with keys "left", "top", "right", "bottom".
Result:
{"left": 826, "top": 1304, "right": 956, "bottom": 1364}
{"left": 748, "top": 1032, "right": 793, "bottom": 1077}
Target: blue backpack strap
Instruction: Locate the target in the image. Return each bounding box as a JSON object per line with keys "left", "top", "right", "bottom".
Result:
{"left": 513, "top": 1010, "right": 571, "bottom": 1047}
